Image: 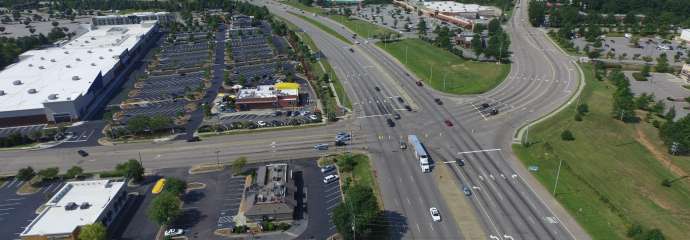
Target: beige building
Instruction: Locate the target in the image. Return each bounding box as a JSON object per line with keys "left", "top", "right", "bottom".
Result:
{"left": 680, "top": 63, "right": 690, "bottom": 82}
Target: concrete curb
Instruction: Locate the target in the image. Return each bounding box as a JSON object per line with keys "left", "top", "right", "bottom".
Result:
{"left": 513, "top": 31, "right": 587, "bottom": 142}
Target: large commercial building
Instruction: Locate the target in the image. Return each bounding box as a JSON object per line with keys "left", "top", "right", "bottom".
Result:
{"left": 235, "top": 83, "right": 300, "bottom": 111}
{"left": 422, "top": 1, "right": 497, "bottom": 18}
{"left": 0, "top": 21, "right": 159, "bottom": 127}
{"left": 92, "top": 12, "right": 175, "bottom": 26}
{"left": 244, "top": 163, "right": 299, "bottom": 224}
{"left": 20, "top": 180, "right": 128, "bottom": 240}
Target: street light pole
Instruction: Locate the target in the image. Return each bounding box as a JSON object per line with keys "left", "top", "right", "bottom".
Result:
{"left": 215, "top": 150, "right": 220, "bottom": 166}
{"left": 553, "top": 158, "right": 563, "bottom": 196}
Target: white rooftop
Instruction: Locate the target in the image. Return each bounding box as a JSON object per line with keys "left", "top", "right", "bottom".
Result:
{"left": 0, "top": 22, "right": 155, "bottom": 113}
{"left": 21, "top": 180, "right": 125, "bottom": 237}
{"left": 237, "top": 85, "right": 298, "bottom": 99}
{"left": 423, "top": 1, "right": 488, "bottom": 13}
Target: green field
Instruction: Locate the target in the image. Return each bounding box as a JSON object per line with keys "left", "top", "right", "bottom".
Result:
{"left": 283, "top": 0, "right": 326, "bottom": 14}
{"left": 513, "top": 64, "right": 690, "bottom": 239}
{"left": 289, "top": 12, "right": 353, "bottom": 45}
{"left": 377, "top": 39, "right": 510, "bottom": 94}
{"left": 328, "top": 15, "right": 396, "bottom": 39}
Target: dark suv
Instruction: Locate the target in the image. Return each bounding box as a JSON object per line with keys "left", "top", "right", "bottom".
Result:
{"left": 386, "top": 118, "right": 395, "bottom": 127}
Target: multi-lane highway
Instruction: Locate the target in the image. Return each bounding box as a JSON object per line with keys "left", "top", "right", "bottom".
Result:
{"left": 0, "top": 0, "right": 592, "bottom": 239}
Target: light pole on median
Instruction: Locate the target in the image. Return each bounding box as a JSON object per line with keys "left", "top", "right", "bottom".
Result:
{"left": 215, "top": 150, "right": 220, "bottom": 166}
{"left": 553, "top": 158, "right": 563, "bottom": 196}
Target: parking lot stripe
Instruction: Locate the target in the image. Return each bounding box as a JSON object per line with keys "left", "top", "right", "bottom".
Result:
{"left": 5, "top": 198, "right": 25, "bottom": 201}
{"left": 325, "top": 185, "right": 340, "bottom": 193}
{"left": 0, "top": 208, "right": 16, "bottom": 211}
{"left": 324, "top": 191, "right": 340, "bottom": 198}
{"left": 0, "top": 202, "right": 20, "bottom": 207}
{"left": 326, "top": 196, "right": 341, "bottom": 203}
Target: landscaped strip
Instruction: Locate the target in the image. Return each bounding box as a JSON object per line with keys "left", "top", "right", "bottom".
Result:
{"left": 377, "top": 38, "right": 510, "bottom": 95}
{"left": 289, "top": 12, "right": 353, "bottom": 45}
{"left": 513, "top": 64, "right": 690, "bottom": 239}
{"left": 284, "top": 0, "right": 395, "bottom": 39}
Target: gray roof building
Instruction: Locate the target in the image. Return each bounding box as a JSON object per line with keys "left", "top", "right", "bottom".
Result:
{"left": 244, "top": 163, "right": 299, "bottom": 223}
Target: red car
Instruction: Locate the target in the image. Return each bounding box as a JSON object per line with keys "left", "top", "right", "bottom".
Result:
{"left": 444, "top": 120, "right": 453, "bottom": 127}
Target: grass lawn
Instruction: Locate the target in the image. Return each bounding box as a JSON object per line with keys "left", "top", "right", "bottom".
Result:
{"left": 336, "top": 153, "right": 382, "bottom": 206}
{"left": 377, "top": 39, "right": 510, "bottom": 94}
{"left": 283, "top": 0, "right": 326, "bottom": 14}
{"left": 289, "top": 12, "right": 353, "bottom": 45}
{"left": 513, "top": 64, "right": 690, "bottom": 239}
{"left": 328, "top": 15, "right": 396, "bottom": 39}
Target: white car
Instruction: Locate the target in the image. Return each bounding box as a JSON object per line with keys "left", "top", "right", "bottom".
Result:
{"left": 309, "top": 115, "right": 319, "bottom": 121}
{"left": 256, "top": 121, "right": 267, "bottom": 127}
{"left": 164, "top": 229, "right": 184, "bottom": 237}
{"left": 323, "top": 174, "right": 339, "bottom": 184}
{"left": 429, "top": 207, "right": 441, "bottom": 222}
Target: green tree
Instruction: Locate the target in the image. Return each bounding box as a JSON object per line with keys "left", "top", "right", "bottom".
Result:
{"left": 79, "top": 222, "right": 107, "bottom": 240}
{"left": 231, "top": 156, "right": 247, "bottom": 175}
{"left": 147, "top": 191, "right": 182, "bottom": 226}
{"left": 641, "top": 64, "right": 651, "bottom": 77}
{"left": 655, "top": 53, "right": 670, "bottom": 73}
{"left": 660, "top": 115, "right": 690, "bottom": 154}
{"left": 17, "top": 166, "right": 35, "bottom": 181}
{"left": 332, "top": 184, "right": 380, "bottom": 240}
{"left": 116, "top": 159, "right": 144, "bottom": 182}
{"left": 471, "top": 34, "right": 483, "bottom": 60}
{"left": 528, "top": 1, "right": 546, "bottom": 26}
{"left": 487, "top": 19, "right": 501, "bottom": 36}
{"left": 163, "top": 178, "right": 187, "bottom": 196}
{"left": 38, "top": 167, "right": 59, "bottom": 180}
{"left": 65, "top": 166, "right": 84, "bottom": 179}
{"left": 417, "top": 19, "right": 427, "bottom": 35}
{"left": 336, "top": 154, "right": 357, "bottom": 172}
{"left": 561, "top": 130, "right": 575, "bottom": 141}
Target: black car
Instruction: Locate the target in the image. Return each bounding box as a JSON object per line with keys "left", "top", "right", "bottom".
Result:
{"left": 397, "top": 97, "right": 404, "bottom": 103}
{"left": 374, "top": 86, "right": 381, "bottom": 92}
{"left": 434, "top": 98, "right": 443, "bottom": 105}
{"left": 456, "top": 158, "right": 465, "bottom": 166}
{"left": 404, "top": 105, "right": 412, "bottom": 111}
{"left": 386, "top": 118, "right": 395, "bottom": 127}
{"left": 77, "top": 150, "right": 88, "bottom": 157}
{"left": 335, "top": 140, "right": 347, "bottom": 146}
{"left": 393, "top": 113, "right": 401, "bottom": 120}
{"left": 489, "top": 108, "right": 499, "bottom": 115}
{"left": 480, "top": 103, "right": 490, "bottom": 109}
{"left": 349, "top": 48, "right": 354, "bottom": 52}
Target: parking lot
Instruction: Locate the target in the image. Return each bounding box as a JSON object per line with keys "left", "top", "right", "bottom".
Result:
{"left": 573, "top": 36, "right": 689, "bottom": 64}
{"left": 0, "top": 124, "right": 46, "bottom": 138}
{"left": 626, "top": 72, "right": 690, "bottom": 120}
{"left": 0, "top": 178, "right": 64, "bottom": 240}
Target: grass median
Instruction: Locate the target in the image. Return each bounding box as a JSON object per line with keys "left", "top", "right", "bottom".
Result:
{"left": 513, "top": 64, "right": 690, "bottom": 239}
{"left": 377, "top": 39, "right": 510, "bottom": 95}
{"left": 289, "top": 12, "right": 353, "bottom": 45}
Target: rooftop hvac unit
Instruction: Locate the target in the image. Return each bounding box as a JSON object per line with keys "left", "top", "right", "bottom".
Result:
{"left": 39, "top": 66, "right": 45, "bottom": 69}
{"left": 12, "top": 80, "right": 22, "bottom": 85}
{"left": 72, "top": 76, "right": 80, "bottom": 80}
{"left": 84, "top": 40, "right": 89, "bottom": 43}
{"left": 50, "top": 58, "right": 56, "bottom": 62}
{"left": 75, "top": 58, "right": 81, "bottom": 61}
{"left": 28, "top": 64, "right": 33, "bottom": 67}
{"left": 64, "top": 51, "right": 69, "bottom": 54}
{"left": 27, "top": 88, "right": 37, "bottom": 94}
{"left": 48, "top": 93, "right": 58, "bottom": 100}
{"left": 0, "top": 90, "right": 5, "bottom": 96}
{"left": 91, "top": 63, "right": 96, "bottom": 66}
{"left": 65, "top": 65, "right": 71, "bottom": 68}
{"left": 108, "top": 48, "right": 113, "bottom": 52}
{"left": 91, "top": 37, "right": 96, "bottom": 40}
{"left": 40, "top": 57, "right": 45, "bottom": 60}
{"left": 87, "top": 50, "right": 93, "bottom": 53}
{"left": 99, "top": 56, "right": 104, "bottom": 59}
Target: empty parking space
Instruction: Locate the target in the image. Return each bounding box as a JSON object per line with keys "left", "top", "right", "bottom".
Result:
{"left": 217, "top": 177, "right": 246, "bottom": 229}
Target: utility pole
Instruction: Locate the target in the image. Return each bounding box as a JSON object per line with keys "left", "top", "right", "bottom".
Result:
{"left": 215, "top": 149, "right": 220, "bottom": 166}
{"left": 405, "top": 45, "right": 408, "bottom": 65}
{"left": 553, "top": 158, "right": 563, "bottom": 196}
{"left": 442, "top": 71, "right": 448, "bottom": 90}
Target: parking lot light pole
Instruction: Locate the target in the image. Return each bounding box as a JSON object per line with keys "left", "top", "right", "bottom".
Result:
{"left": 215, "top": 150, "right": 220, "bottom": 166}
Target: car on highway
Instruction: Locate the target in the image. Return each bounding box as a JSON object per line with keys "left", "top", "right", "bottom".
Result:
{"left": 374, "top": 86, "right": 381, "bottom": 91}
{"left": 397, "top": 97, "right": 404, "bottom": 103}
{"left": 489, "top": 108, "right": 499, "bottom": 115}
{"left": 321, "top": 164, "right": 336, "bottom": 173}
{"left": 349, "top": 48, "right": 354, "bottom": 52}
{"left": 404, "top": 105, "right": 412, "bottom": 111}
{"left": 336, "top": 135, "right": 351, "bottom": 141}
{"left": 186, "top": 136, "right": 201, "bottom": 142}
{"left": 463, "top": 186, "right": 472, "bottom": 196}
{"left": 434, "top": 98, "right": 443, "bottom": 105}
{"left": 415, "top": 81, "right": 423, "bottom": 86}
{"left": 386, "top": 118, "right": 395, "bottom": 127}
{"left": 429, "top": 207, "right": 442, "bottom": 222}
{"left": 456, "top": 158, "right": 465, "bottom": 166}
{"left": 335, "top": 140, "right": 347, "bottom": 146}
{"left": 323, "top": 174, "right": 339, "bottom": 184}
{"left": 314, "top": 143, "right": 329, "bottom": 150}
{"left": 77, "top": 150, "right": 88, "bottom": 157}
{"left": 480, "top": 103, "right": 490, "bottom": 109}
{"left": 164, "top": 229, "right": 184, "bottom": 237}
{"left": 399, "top": 141, "right": 407, "bottom": 149}
{"left": 393, "top": 113, "right": 401, "bottom": 120}
{"left": 444, "top": 120, "right": 453, "bottom": 127}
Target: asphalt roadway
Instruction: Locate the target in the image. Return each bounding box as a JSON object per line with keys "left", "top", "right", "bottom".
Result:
{"left": 0, "top": 0, "right": 591, "bottom": 239}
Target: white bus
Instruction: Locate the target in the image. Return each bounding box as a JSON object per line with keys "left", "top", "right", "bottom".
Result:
{"left": 408, "top": 135, "right": 430, "bottom": 172}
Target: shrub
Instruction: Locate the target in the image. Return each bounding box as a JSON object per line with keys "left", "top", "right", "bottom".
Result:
{"left": 17, "top": 167, "right": 35, "bottom": 181}
{"left": 574, "top": 113, "right": 583, "bottom": 121}
{"left": 336, "top": 154, "right": 357, "bottom": 172}
{"left": 632, "top": 72, "right": 648, "bottom": 81}
{"left": 561, "top": 130, "right": 575, "bottom": 141}
{"left": 65, "top": 166, "right": 84, "bottom": 179}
